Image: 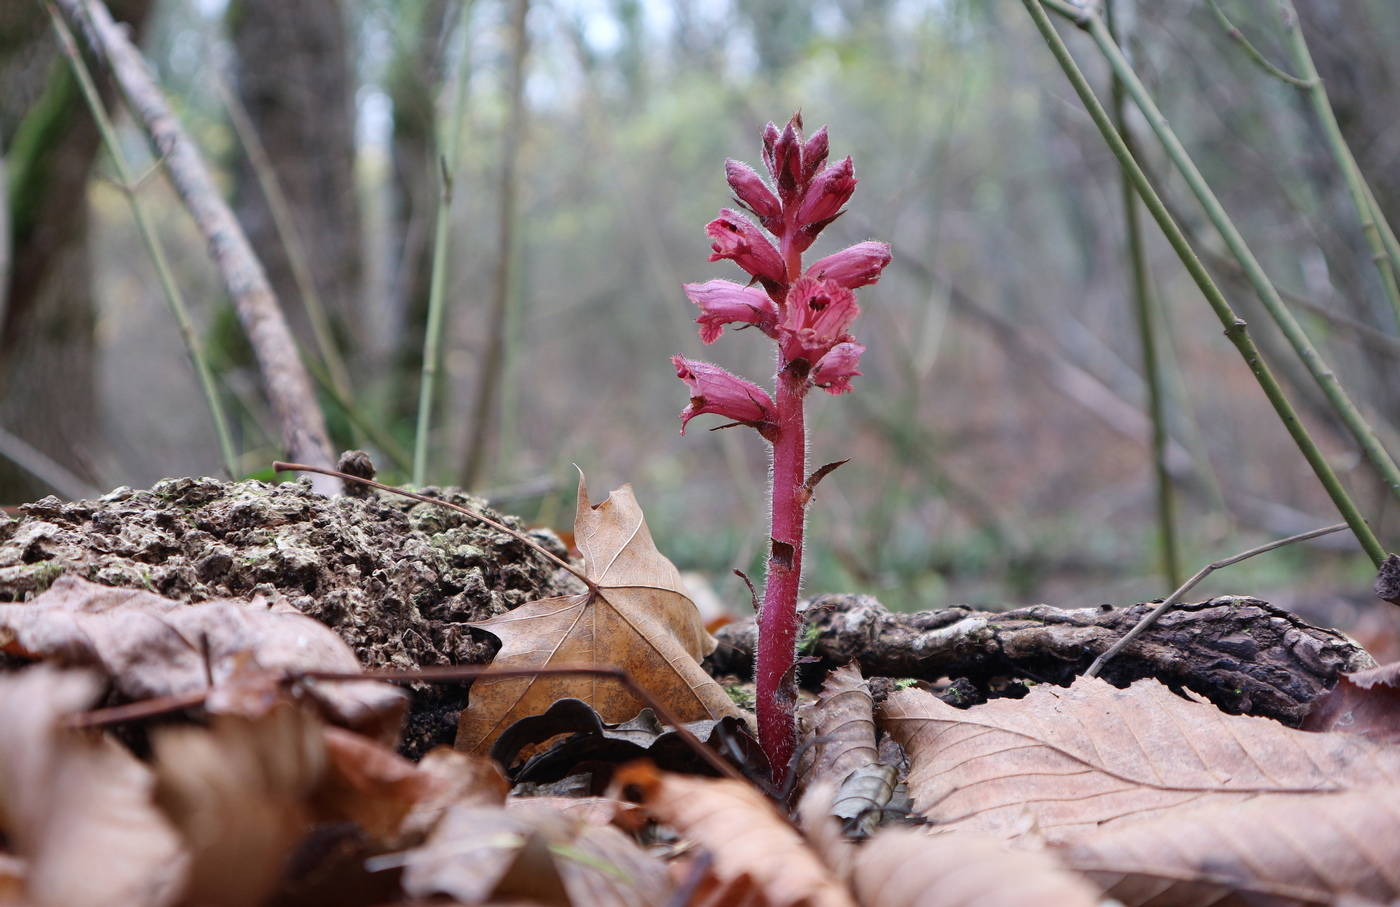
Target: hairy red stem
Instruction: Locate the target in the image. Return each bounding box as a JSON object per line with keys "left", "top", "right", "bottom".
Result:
{"left": 756, "top": 365, "right": 809, "bottom": 782}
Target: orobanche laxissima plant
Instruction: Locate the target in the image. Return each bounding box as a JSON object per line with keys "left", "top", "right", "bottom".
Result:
{"left": 673, "top": 113, "right": 891, "bottom": 780}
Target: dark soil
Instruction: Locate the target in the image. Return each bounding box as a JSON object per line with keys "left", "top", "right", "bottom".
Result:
{"left": 0, "top": 474, "right": 581, "bottom": 757}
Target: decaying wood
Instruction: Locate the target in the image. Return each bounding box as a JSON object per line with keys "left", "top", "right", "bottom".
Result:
{"left": 709, "top": 593, "right": 1375, "bottom": 725}
{"left": 53, "top": 0, "right": 336, "bottom": 490}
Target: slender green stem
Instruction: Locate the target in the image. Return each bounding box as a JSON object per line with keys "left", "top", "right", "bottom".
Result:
{"left": 1277, "top": 0, "right": 1400, "bottom": 334}
{"left": 44, "top": 0, "right": 238, "bottom": 478}
{"left": 1204, "top": 0, "right": 1312, "bottom": 88}
{"left": 1041, "top": 0, "right": 1400, "bottom": 510}
{"left": 1022, "top": 0, "right": 1386, "bottom": 566}
{"left": 413, "top": 0, "right": 475, "bottom": 486}
{"left": 1107, "top": 0, "right": 1180, "bottom": 588}
{"left": 1361, "top": 179, "right": 1400, "bottom": 291}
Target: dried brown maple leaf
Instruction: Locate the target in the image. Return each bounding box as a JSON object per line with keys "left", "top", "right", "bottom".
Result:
{"left": 456, "top": 475, "right": 740, "bottom": 754}
{"left": 610, "top": 761, "right": 856, "bottom": 907}
{"left": 879, "top": 676, "right": 1400, "bottom": 843}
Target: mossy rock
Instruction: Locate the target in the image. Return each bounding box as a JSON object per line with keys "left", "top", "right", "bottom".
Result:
{"left": 0, "top": 475, "right": 579, "bottom": 757}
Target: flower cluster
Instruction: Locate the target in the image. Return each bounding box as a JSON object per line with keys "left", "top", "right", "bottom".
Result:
{"left": 674, "top": 114, "right": 891, "bottom": 434}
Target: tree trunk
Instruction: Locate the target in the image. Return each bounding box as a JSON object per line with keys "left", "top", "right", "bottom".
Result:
{"left": 0, "top": 0, "right": 153, "bottom": 503}
{"left": 229, "top": 0, "right": 361, "bottom": 366}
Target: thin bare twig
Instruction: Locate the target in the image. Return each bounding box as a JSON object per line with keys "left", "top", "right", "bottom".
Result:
{"left": 1204, "top": 0, "right": 1313, "bottom": 88}
{"left": 66, "top": 663, "right": 746, "bottom": 784}
{"left": 1085, "top": 522, "right": 1349, "bottom": 677}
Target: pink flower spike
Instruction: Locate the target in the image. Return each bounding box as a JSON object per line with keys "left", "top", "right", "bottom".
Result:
{"left": 673, "top": 356, "right": 777, "bottom": 437}
{"left": 726, "top": 160, "right": 781, "bottom": 223}
{"left": 805, "top": 241, "right": 892, "bottom": 289}
{"left": 802, "top": 126, "right": 830, "bottom": 183}
{"left": 706, "top": 210, "right": 787, "bottom": 286}
{"left": 811, "top": 341, "right": 865, "bottom": 394}
{"left": 760, "top": 121, "right": 781, "bottom": 177}
{"left": 796, "top": 156, "right": 856, "bottom": 229}
{"left": 684, "top": 279, "right": 779, "bottom": 343}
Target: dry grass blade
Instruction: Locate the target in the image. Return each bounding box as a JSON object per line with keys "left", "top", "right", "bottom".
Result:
{"left": 1059, "top": 787, "right": 1400, "bottom": 906}
{"left": 849, "top": 829, "right": 1102, "bottom": 907}
{"left": 0, "top": 667, "right": 187, "bottom": 907}
{"left": 878, "top": 677, "right": 1400, "bottom": 842}
{"left": 610, "top": 761, "right": 857, "bottom": 907}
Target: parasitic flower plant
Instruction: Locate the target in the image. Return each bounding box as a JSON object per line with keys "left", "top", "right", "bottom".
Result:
{"left": 673, "top": 113, "right": 891, "bottom": 783}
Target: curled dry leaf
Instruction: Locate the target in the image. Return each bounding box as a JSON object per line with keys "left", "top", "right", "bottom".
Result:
{"left": 1059, "top": 787, "right": 1400, "bottom": 906}
{"left": 879, "top": 676, "right": 1400, "bottom": 842}
{"left": 456, "top": 475, "right": 740, "bottom": 755}
{"left": 151, "top": 702, "right": 325, "bottom": 907}
{"left": 798, "top": 662, "right": 880, "bottom": 794}
{"left": 399, "top": 747, "right": 510, "bottom": 838}
{"left": 0, "top": 575, "right": 407, "bottom": 740}
{"left": 490, "top": 697, "right": 763, "bottom": 785}
{"left": 312, "top": 725, "right": 441, "bottom": 838}
{"left": 796, "top": 662, "right": 897, "bottom": 835}
{"left": 849, "top": 829, "right": 1102, "bottom": 907}
{"left": 0, "top": 666, "right": 187, "bottom": 907}
{"left": 399, "top": 801, "right": 673, "bottom": 907}
{"left": 610, "top": 761, "right": 857, "bottom": 907}
{"left": 1302, "top": 661, "right": 1400, "bottom": 744}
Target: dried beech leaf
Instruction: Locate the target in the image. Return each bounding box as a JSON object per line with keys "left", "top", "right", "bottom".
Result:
{"left": 1059, "top": 787, "right": 1400, "bottom": 906}
{"left": 456, "top": 475, "right": 740, "bottom": 754}
{"left": 0, "top": 666, "right": 187, "bottom": 907}
{"left": 0, "top": 575, "right": 406, "bottom": 740}
{"left": 879, "top": 677, "right": 1400, "bottom": 842}
{"left": 1302, "top": 662, "right": 1400, "bottom": 744}
{"left": 850, "top": 829, "right": 1101, "bottom": 907}
{"left": 151, "top": 702, "right": 325, "bottom": 907}
{"left": 798, "top": 662, "right": 880, "bottom": 794}
{"left": 505, "top": 796, "right": 639, "bottom": 827}
{"left": 610, "top": 761, "right": 857, "bottom": 907}
{"left": 400, "top": 802, "right": 673, "bottom": 907}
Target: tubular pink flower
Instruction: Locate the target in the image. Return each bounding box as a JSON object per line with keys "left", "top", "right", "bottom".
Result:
{"left": 777, "top": 276, "right": 861, "bottom": 365}
{"left": 673, "top": 356, "right": 777, "bottom": 437}
{"left": 725, "top": 160, "right": 781, "bottom": 224}
{"left": 811, "top": 341, "right": 865, "bottom": 394}
{"left": 805, "top": 241, "right": 892, "bottom": 289}
{"left": 796, "top": 155, "right": 856, "bottom": 228}
{"left": 684, "top": 280, "right": 779, "bottom": 343}
{"left": 706, "top": 210, "right": 786, "bottom": 286}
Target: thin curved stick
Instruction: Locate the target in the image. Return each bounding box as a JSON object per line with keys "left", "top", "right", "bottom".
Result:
{"left": 1085, "top": 522, "right": 1347, "bottom": 677}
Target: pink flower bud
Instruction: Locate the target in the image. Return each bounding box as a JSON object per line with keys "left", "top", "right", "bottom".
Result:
{"left": 802, "top": 126, "right": 829, "bottom": 183}
{"left": 770, "top": 119, "right": 803, "bottom": 198}
{"left": 706, "top": 210, "right": 787, "bottom": 286}
{"left": 810, "top": 341, "right": 865, "bottom": 394}
{"left": 796, "top": 155, "right": 856, "bottom": 229}
{"left": 761, "top": 121, "right": 781, "bottom": 177}
{"left": 726, "top": 160, "right": 781, "bottom": 223}
{"left": 805, "top": 241, "right": 892, "bottom": 289}
{"left": 673, "top": 356, "right": 778, "bottom": 438}
{"left": 684, "top": 279, "right": 779, "bottom": 343}
{"left": 778, "top": 276, "right": 861, "bottom": 365}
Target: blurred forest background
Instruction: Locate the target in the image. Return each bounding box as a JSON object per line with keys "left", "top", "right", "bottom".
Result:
{"left": 2, "top": 0, "right": 1399, "bottom": 627}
